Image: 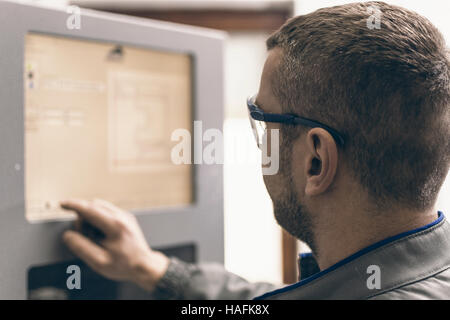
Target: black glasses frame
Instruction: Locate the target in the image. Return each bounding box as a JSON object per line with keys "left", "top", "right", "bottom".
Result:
{"left": 247, "top": 96, "right": 345, "bottom": 147}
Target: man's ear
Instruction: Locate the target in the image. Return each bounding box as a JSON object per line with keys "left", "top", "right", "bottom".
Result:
{"left": 304, "top": 128, "right": 338, "bottom": 196}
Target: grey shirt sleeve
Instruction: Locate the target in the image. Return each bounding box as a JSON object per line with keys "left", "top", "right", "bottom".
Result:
{"left": 151, "top": 257, "right": 280, "bottom": 300}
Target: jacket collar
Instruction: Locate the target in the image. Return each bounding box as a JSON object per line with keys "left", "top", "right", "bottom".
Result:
{"left": 256, "top": 211, "right": 449, "bottom": 299}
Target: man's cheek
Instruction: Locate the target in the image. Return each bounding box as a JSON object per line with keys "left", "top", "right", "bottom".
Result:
{"left": 263, "top": 173, "right": 284, "bottom": 202}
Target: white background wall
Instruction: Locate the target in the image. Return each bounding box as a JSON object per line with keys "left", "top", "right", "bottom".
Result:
{"left": 223, "top": 32, "right": 283, "bottom": 284}
{"left": 295, "top": 0, "right": 450, "bottom": 44}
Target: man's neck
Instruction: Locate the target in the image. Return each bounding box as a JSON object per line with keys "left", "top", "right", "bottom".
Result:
{"left": 313, "top": 206, "right": 438, "bottom": 271}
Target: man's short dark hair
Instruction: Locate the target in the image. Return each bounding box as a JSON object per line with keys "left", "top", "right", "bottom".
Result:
{"left": 267, "top": 1, "right": 450, "bottom": 211}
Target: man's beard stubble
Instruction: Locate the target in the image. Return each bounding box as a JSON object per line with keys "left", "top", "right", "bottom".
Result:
{"left": 272, "top": 135, "right": 317, "bottom": 253}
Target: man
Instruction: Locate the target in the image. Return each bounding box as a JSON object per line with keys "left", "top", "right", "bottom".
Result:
{"left": 62, "top": 1, "right": 450, "bottom": 299}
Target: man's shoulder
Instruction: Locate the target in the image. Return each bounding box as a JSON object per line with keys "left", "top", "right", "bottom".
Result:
{"left": 257, "top": 213, "right": 450, "bottom": 300}
{"left": 368, "top": 268, "right": 450, "bottom": 300}
{"left": 261, "top": 265, "right": 450, "bottom": 299}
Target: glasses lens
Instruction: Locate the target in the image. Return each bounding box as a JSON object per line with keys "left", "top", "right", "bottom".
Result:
{"left": 247, "top": 97, "right": 267, "bottom": 149}
{"left": 248, "top": 106, "right": 258, "bottom": 145}
{"left": 248, "top": 115, "right": 266, "bottom": 149}
{"left": 255, "top": 119, "right": 266, "bottom": 148}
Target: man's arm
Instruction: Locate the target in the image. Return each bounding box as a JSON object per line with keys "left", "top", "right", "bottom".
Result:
{"left": 61, "top": 199, "right": 279, "bottom": 300}
{"left": 153, "top": 257, "right": 279, "bottom": 300}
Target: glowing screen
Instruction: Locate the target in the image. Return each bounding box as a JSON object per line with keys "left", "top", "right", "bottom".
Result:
{"left": 25, "top": 33, "right": 192, "bottom": 221}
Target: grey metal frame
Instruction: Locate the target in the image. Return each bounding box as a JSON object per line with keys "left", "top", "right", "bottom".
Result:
{"left": 0, "top": 0, "right": 225, "bottom": 299}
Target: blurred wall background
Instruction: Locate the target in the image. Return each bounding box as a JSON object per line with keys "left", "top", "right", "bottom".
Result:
{"left": 19, "top": 0, "right": 450, "bottom": 286}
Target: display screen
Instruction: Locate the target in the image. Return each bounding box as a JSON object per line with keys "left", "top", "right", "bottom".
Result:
{"left": 24, "top": 33, "right": 193, "bottom": 221}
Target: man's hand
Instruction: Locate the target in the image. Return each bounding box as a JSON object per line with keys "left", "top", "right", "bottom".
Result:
{"left": 61, "top": 199, "right": 170, "bottom": 291}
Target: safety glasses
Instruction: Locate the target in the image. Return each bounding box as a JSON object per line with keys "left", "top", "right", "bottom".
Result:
{"left": 247, "top": 95, "right": 345, "bottom": 148}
